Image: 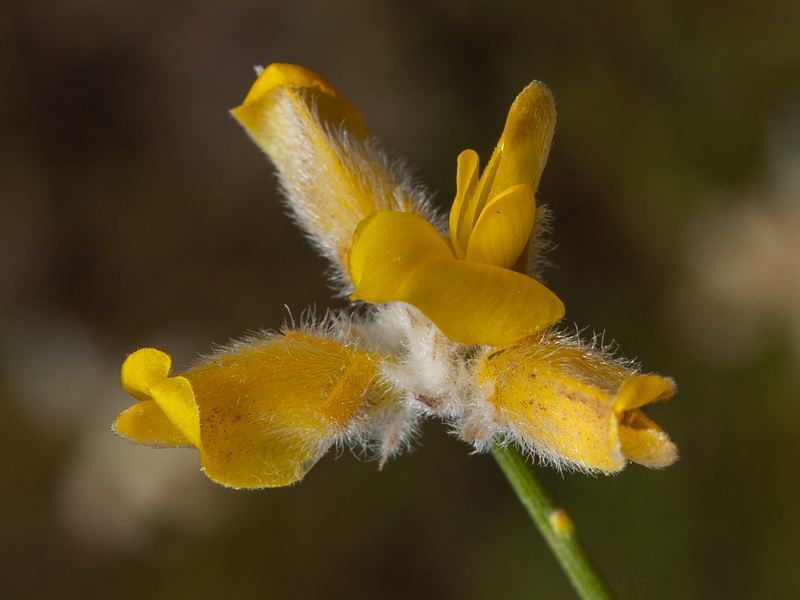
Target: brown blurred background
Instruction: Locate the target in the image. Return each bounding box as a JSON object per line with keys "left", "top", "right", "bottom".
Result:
{"left": 2, "top": 1, "right": 800, "bottom": 598}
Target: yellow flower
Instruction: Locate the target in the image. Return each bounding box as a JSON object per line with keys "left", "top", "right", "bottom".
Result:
{"left": 114, "top": 63, "right": 678, "bottom": 488}
{"left": 475, "top": 332, "right": 678, "bottom": 472}
{"left": 232, "top": 63, "right": 562, "bottom": 346}
{"left": 230, "top": 63, "right": 431, "bottom": 276}
{"left": 114, "top": 332, "right": 389, "bottom": 489}
{"left": 348, "top": 81, "right": 564, "bottom": 346}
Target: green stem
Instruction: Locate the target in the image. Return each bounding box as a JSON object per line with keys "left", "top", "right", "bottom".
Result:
{"left": 491, "top": 444, "right": 617, "bottom": 600}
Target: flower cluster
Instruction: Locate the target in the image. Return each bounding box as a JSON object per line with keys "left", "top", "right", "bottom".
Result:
{"left": 114, "top": 64, "right": 678, "bottom": 488}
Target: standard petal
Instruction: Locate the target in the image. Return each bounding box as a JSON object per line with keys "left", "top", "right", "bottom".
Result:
{"left": 475, "top": 81, "right": 556, "bottom": 205}
{"left": 465, "top": 184, "right": 536, "bottom": 268}
{"left": 349, "top": 210, "right": 454, "bottom": 302}
{"left": 183, "top": 332, "right": 383, "bottom": 489}
{"left": 231, "top": 64, "right": 431, "bottom": 277}
{"left": 394, "top": 259, "right": 564, "bottom": 346}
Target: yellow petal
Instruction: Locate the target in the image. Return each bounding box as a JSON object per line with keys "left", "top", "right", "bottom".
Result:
{"left": 113, "top": 399, "right": 191, "bottom": 447}
{"left": 474, "top": 81, "right": 556, "bottom": 208}
{"left": 449, "top": 149, "right": 480, "bottom": 258}
{"left": 120, "top": 346, "right": 171, "bottom": 403}
{"left": 618, "top": 410, "right": 679, "bottom": 468}
{"left": 184, "top": 332, "right": 382, "bottom": 488}
{"left": 464, "top": 184, "right": 536, "bottom": 268}
{"left": 614, "top": 374, "right": 675, "bottom": 412}
{"left": 395, "top": 259, "right": 564, "bottom": 346}
{"left": 231, "top": 63, "right": 428, "bottom": 274}
{"left": 614, "top": 375, "right": 678, "bottom": 468}
{"left": 119, "top": 348, "right": 201, "bottom": 449}
{"left": 349, "top": 210, "right": 454, "bottom": 302}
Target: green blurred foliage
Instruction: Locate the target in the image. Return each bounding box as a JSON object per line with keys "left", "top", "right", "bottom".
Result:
{"left": 2, "top": 1, "right": 800, "bottom": 598}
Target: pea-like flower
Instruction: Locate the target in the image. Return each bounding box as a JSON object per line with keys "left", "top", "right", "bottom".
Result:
{"left": 115, "top": 333, "right": 391, "bottom": 488}
{"left": 113, "top": 64, "right": 677, "bottom": 488}
{"left": 348, "top": 81, "right": 563, "bottom": 346}
{"left": 474, "top": 332, "right": 677, "bottom": 471}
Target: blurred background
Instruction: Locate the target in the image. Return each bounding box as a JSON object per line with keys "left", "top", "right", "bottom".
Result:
{"left": 2, "top": 1, "right": 800, "bottom": 598}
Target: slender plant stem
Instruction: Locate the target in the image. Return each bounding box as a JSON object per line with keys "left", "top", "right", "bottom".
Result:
{"left": 491, "top": 444, "right": 617, "bottom": 600}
